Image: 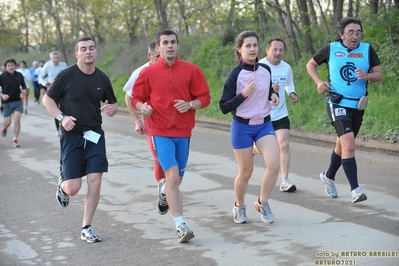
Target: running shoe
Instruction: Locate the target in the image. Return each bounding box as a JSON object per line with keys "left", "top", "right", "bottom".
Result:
{"left": 254, "top": 199, "right": 275, "bottom": 224}
{"left": 320, "top": 170, "right": 338, "bottom": 198}
{"left": 176, "top": 223, "right": 195, "bottom": 243}
{"left": 351, "top": 187, "right": 367, "bottom": 203}
{"left": 232, "top": 203, "right": 247, "bottom": 224}
{"left": 56, "top": 176, "right": 69, "bottom": 207}
{"left": 81, "top": 226, "right": 102, "bottom": 243}
{"left": 279, "top": 177, "right": 297, "bottom": 192}
{"left": 156, "top": 178, "right": 168, "bottom": 215}
{"left": 13, "top": 139, "right": 19, "bottom": 148}
{"left": 1, "top": 127, "right": 6, "bottom": 137}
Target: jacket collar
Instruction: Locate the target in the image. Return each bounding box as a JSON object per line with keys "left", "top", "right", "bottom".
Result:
{"left": 239, "top": 56, "right": 259, "bottom": 71}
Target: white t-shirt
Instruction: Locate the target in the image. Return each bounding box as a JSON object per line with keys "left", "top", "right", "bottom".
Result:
{"left": 122, "top": 62, "right": 150, "bottom": 97}
{"left": 39, "top": 61, "right": 68, "bottom": 86}
{"left": 17, "top": 68, "right": 31, "bottom": 89}
{"left": 259, "top": 58, "right": 296, "bottom": 121}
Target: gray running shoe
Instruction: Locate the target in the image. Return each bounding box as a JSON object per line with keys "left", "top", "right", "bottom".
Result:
{"left": 351, "top": 187, "right": 367, "bottom": 203}
{"left": 156, "top": 178, "right": 169, "bottom": 215}
{"left": 320, "top": 171, "right": 338, "bottom": 198}
{"left": 254, "top": 200, "right": 274, "bottom": 224}
{"left": 232, "top": 204, "right": 247, "bottom": 224}
{"left": 81, "top": 226, "right": 102, "bottom": 243}
{"left": 56, "top": 176, "right": 69, "bottom": 207}
{"left": 176, "top": 223, "right": 195, "bottom": 243}
{"left": 279, "top": 177, "right": 297, "bottom": 192}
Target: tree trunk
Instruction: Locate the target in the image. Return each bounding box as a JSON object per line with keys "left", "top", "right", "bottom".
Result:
{"left": 297, "top": 0, "right": 314, "bottom": 54}
{"left": 347, "top": 0, "right": 353, "bottom": 17}
{"left": 255, "top": 0, "right": 267, "bottom": 26}
{"left": 333, "top": 0, "right": 344, "bottom": 26}
{"left": 21, "top": 0, "right": 29, "bottom": 53}
{"left": 222, "top": 0, "right": 237, "bottom": 45}
{"left": 316, "top": 0, "right": 330, "bottom": 37}
{"left": 307, "top": 0, "right": 318, "bottom": 25}
{"left": 155, "top": 0, "right": 169, "bottom": 30}
{"left": 355, "top": 0, "right": 361, "bottom": 17}
{"left": 45, "top": 0, "right": 68, "bottom": 65}
{"left": 371, "top": 0, "right": 379, "bottom": 14}
{"left": 285, "top": 0, "right": 301, "bottom": 60}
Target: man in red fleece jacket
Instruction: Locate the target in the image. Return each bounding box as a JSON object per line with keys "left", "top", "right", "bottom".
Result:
{"left": 132, "top": 29, "right": 210, "bottom": 243}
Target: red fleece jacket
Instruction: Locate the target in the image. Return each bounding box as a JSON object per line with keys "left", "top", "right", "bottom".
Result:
{"left": 132, "top": 57, "right": 211, "bottom": 137}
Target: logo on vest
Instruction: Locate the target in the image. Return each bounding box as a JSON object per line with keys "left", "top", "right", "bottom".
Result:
{"left": 340, "top": 62, "right": 357, "bottom": 85}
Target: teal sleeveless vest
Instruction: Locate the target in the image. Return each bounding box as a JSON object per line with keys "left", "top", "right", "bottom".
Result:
{"left": 328, "top": 41, "right": 370, "bottom": 108}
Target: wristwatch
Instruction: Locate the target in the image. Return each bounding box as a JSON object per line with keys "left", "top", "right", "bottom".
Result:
{"left": 189, "top": 101, "right": 194, "bottom": 109}
{"left": 56, "top": 113, "right": 64, "bottom": 122}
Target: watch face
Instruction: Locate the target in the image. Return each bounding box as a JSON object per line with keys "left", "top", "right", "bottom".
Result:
{"left": 57, "top": 114, "right": 64, "bottom": 121}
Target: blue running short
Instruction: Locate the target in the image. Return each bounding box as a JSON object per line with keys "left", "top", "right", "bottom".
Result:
{"left": 152, "top": 136, "right": 190, "bottom": 177}
{"left": 231, "top": 119, "right": 276, "bottom": 149}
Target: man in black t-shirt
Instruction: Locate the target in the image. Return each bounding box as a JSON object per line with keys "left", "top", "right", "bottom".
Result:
{"left": 0, "top": 58, "right": 27, "bottom": 148}
{"left": 42, "top": 37, "right": 118, "bottom": 243}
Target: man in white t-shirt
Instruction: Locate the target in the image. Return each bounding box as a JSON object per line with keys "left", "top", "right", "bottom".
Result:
{"left": 39, "top": 51, "right": 68, "bottom": 136}
{"left": 257, "top": 38, "right": 299, "bottom": 192}
{"left": 122, "top": 40, "right": 168, "bottom": 215}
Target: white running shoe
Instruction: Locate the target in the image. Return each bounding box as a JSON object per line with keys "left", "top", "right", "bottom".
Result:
{"left": 81, "top": 226, "right": 102, "bottom": 243}
{"left": 176, "top": 223, "right": 195, "bottom": 243}
{"left": 156, "top": 178, "right": 169, "bottom": 215}
{"left": 320, "top": 171, "right": 338, "bottom": 198}
{"left": 279, "top": 178, "right": 297, "bottom": 192}
{"left": 232, "top": 204, "right": 247, "bottom": 224}
{"left": 254, "top": 199, "right": 274, "bottom": 224}
{"left": 56, "top": 176, "right": 69, "bottom": 207}
{"left": 351, "top": 187, "right": 367, "bottom": 203}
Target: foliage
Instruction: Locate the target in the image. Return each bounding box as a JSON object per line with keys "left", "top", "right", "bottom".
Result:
{"left": 2, "top": 0, "right": 399, "bottom": 142}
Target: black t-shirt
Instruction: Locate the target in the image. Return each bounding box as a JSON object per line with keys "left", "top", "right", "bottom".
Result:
{"left": 0, "top": 71, "right": 27, "bottom": 103}
{"left": 46, "top": 64, "right": 117, "bottom": 132}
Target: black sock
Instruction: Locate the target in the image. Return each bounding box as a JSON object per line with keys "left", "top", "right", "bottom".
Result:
{"left": 342, "top": 157, "right": 358, "bottom": 190}
{"left": 82, "top": 225, "right": 91, "bottom": 229}
{"left": 326, "top": 150, "right": 341, "bottom": 180}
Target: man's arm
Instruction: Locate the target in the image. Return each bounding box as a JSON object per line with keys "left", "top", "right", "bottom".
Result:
{"left": 306, "top": 58, "right": 330, "bottom": 94}
{"left": 39, "top": 65, "right": 48, "bottom": 87}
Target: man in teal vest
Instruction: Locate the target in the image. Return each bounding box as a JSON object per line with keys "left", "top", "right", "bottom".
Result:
{"left": 306, "top": 17, "right": 383, "bottom": 203}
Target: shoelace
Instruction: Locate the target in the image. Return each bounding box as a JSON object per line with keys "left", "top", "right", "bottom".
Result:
{"left": 260, "top": 203, "right": 271, "bottom": 215}
{"left": 237, "top": 206, "right": 246, "bottom": 218}
{"left": 85, "top": 228, "right": 99, "bottom": 239}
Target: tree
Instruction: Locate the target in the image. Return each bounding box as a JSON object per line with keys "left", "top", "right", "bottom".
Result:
{"left": 333, "top": 0, "right": 344, "bottom": 25}
{"left": 297, "top": 0, "right": 314, "bottom": 54}
{"left": 371, "top": 0, "right": 379, "bottom": 14}
{"left": 155, "top": 0, "right": 169, "bottom": 30}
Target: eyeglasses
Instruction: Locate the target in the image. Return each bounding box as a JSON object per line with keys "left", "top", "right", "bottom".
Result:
{"left": 345, "top": 30, "right": 363, "bottom": 37}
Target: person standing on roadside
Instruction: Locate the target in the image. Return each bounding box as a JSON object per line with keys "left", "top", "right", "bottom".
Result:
{"left": 306, "top": 17, "right": 382, "bottom": 203}
{"left": 0, "top": 58, "right": 27, "bottom": 147}
{"left": 16, "top": 61, "right": 31, "bottom": 115}
{"left": 219, "top": 30, "right": 280, "bottom": 225}
{"left": 30, "top": 61, "right": 40, "bottom": 104}
{"left": 39, "top": 51, "right": 68, "bottom": 137}
{"left": 42, "top": 37, "right": 118, "bottom": 243}
{"left": 132, "top": 29, "right": 211, "bottom": 243}
{"left": 256, "top": 38, "right": 299, "bottom": 193}
{"left": 122, "top": 40, "right": 167, "bottom": 214}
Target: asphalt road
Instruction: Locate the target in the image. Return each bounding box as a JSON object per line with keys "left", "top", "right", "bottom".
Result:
{"left": 0, "top": 102, "right": 398, "bottom": 266}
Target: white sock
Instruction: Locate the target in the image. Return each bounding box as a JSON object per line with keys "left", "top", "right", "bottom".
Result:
{"left": 173, "top": 215, "right": 185, "bottom": 229}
